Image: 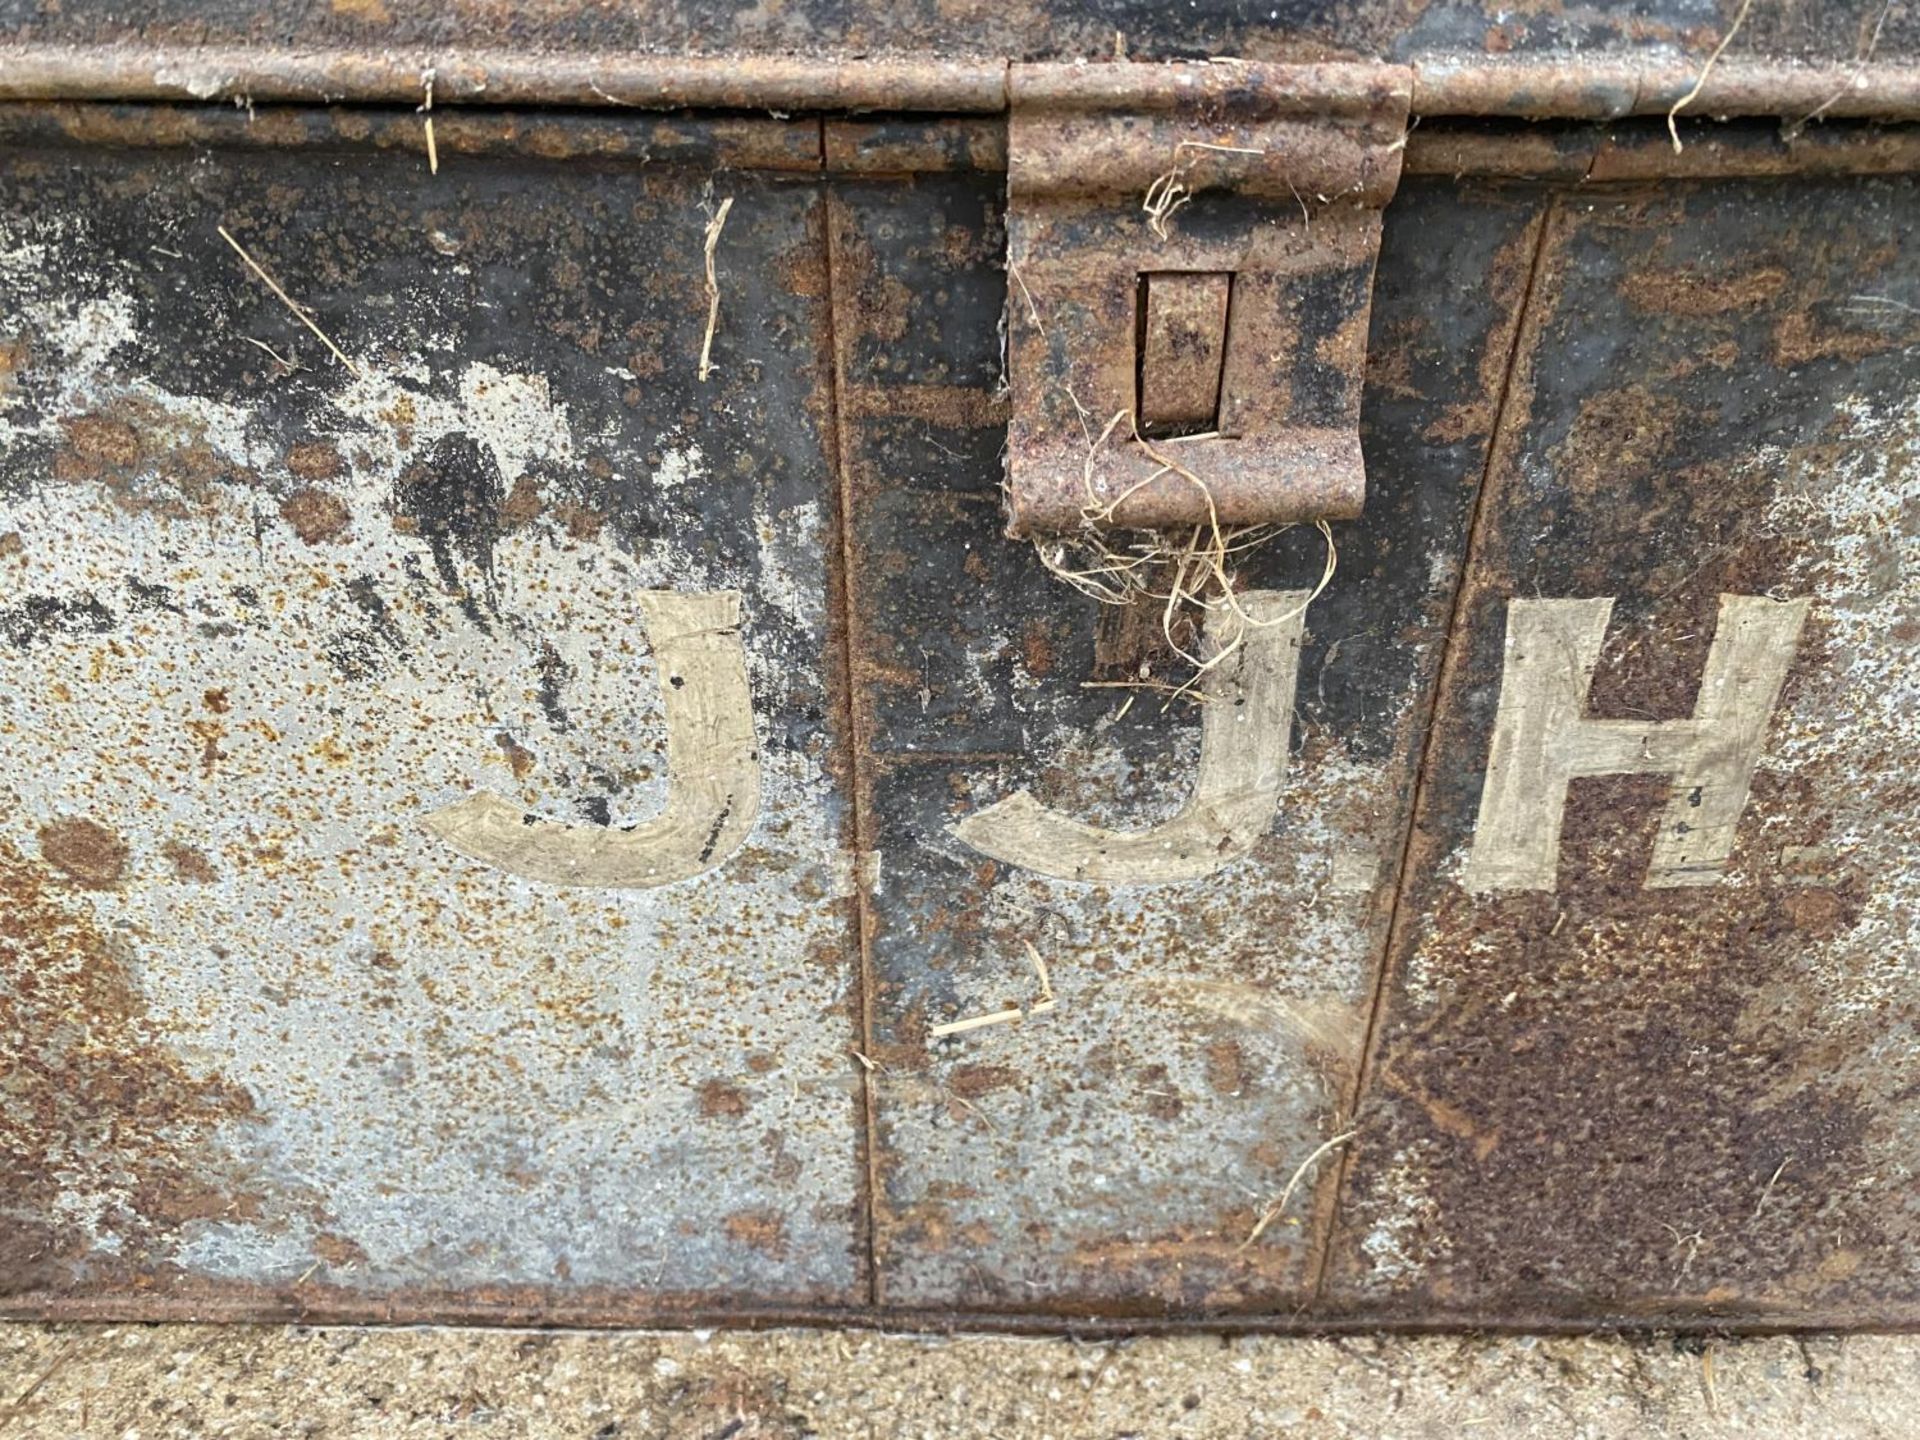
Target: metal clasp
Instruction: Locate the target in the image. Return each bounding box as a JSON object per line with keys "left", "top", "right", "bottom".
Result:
{"left": 1004, "top": 62, "right": 1411, "bottom": 535}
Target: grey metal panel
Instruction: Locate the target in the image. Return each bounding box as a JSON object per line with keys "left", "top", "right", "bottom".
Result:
{"left": 839, "top": 173, "right": 1547, "bottom": 1314}
{"left": 0, "top": 132, "right": 863, "bottom": 1311}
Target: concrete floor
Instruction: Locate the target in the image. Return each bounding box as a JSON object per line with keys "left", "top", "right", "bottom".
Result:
{"left": 0, "top": 1325, "right": 1914, "bottom": 1438}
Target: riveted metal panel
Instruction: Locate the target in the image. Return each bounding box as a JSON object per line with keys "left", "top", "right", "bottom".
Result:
{"left": 1326, "top": 177, "right": 1920, "bottom": 1327}
{"left": 835, "top": 167, "right": 1548, "bottom": 1314}
{"left": 0, "top": 126, "right": 864, "bottom": 1315}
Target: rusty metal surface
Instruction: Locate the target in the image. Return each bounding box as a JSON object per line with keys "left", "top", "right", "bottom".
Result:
{"left": 1411, "top": 57, "right": 1920, "bottom": 120}
{"left": 833, "top": 163, "right": 1547, "bottom": 1313}
{"left": 6, "top": 103, "right": 1919, "bottom": 186}
{"left": 1007, "top": 63, "right": 1409, "bottom": 204}
{"left": 0, "top": 126, "right": 865, "bottom": 1313}
{"left": 1324, "top": 176, "right": 1920, "bottom": 1327}
{"left": 1139, "top": 272, "right": 1232, "bottom": 432}
{"left": 0, "top": 102, "right": 825, "bottom": 169}
{"left": 2, "top": 0, "right": 1918, "bottom": 72}
{"left": 0, "top": 49, "right": 1011, "bottom": 114}
{"left": 1004, "top": 198, "right": 1380, "bottom": 533}
{"left": 3, "top": 93, "right": 1919, "bottom": 1335}
{"left": 6, "top": 49, "right": 1920, "bottom": 127}
{"left": 5, "top": 49, "right": 1920, "bottom": 126}
{"left": 1403, "top": 119, "right": 1920, "bottom": 181}
{"left": 825, "top": 119, "right": 1007, "bottom": 176}
{"left": 1581, "top": 120, "right": 1920, "bottom": 180}
{"left": 1003, "top": 67, "right": 1406, "bottom": 534}
{"left": 3, "top": 103, "right": 1917, "bottom": 186}
{"left": 4, "top": 0, "right": 1920, "bottom": 126}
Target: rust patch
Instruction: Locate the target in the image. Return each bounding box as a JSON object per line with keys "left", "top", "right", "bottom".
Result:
{"left": 697, "top": 1079, "right": 751, "bottom": 1119}
{"left": 1551, "top": 384, "right": 1684, "bottom": 495}
{"left": 285, "top": 440, "right": 344, "bottom": 481}
{"left": 328, "top": 0, "right": 393, "bottom": 21}
{"left": 823, "top": 209, "right": 910, "bottom": 349}
{"left": 278, "top": 488, "right": 352, "bottom": 544}
{"left": 1203, "top": 1039, "right": 1250, "bottom": 1096}
{"left": 1620, "top": 265, "right": 1789, "bottom": 315}
{"left": 1134, "top": 1064, "right": 1185, "bottom": 1122}
{"left": 825, "top": 119, "right": 1008, "bottom": 175}
{"left": 553, "top": 500, "right": 606, "bottom": 541}
{"left": 774, "top": 239, "right": 829, "bottom": 299}
{"left": 51, "top": 400, "right": 251, "bottom": 517}
{"left": 948, "top": 1063, "right": 1022, "bottom": 1100}
{"left": 58, "top": 413, "right": 139, "bottom": 470}
{"left": 1773, "top": 309, "right": 1911, "bottom": 366}
{"left": 310, "top": 1232, "right": 370, "bottom": 1266}
{"left": 0, "top": 840, "right": 256, "bottom": 1291}
{"left": 497, "top": 473, "right": 545, "bottom": 532}
{"left": 1345, "top": 785, "right": 1879, "bottom": 1311}
{"left": 1019, "top": 618, "right": 1058, "bottom": 679}
{"left": 36, "top": 817, "right": 128, "bottom": 889}
{"left": 160, "top": 841, "right": 220, "bottom": 884}
{"left": 491, "top": 732, "right": 537, "bottom": 779}
{"left": 1422, "top": 212, "right": 1550, "bottom": 446}
{"left": 723, "top": 1210, "right": 789, "bottom": 1260}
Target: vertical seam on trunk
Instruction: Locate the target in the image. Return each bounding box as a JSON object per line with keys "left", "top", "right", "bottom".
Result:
{"left": 1306, "top": 193, "right": 1562, "bottom": 1308}
{"left": 820, "top": 184, "right": 885, "bottom": 1311}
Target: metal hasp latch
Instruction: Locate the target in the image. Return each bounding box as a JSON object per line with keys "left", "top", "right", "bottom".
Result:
{"left": 1004, "top": 62, "right": 1411, "bottom": 535}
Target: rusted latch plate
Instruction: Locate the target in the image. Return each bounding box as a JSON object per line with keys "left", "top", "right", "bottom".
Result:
{"left": 1004, "top": 62, "right": 1411, "bottom": 534}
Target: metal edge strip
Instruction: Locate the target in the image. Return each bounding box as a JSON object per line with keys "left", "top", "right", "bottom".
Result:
{"left": 1, "top": 48, "right": 1919, "bottom": 122}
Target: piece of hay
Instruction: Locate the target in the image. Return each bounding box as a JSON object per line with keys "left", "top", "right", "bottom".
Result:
{"left": 929, "top": 939, "right": 1062, "bottom": 1039}
{"left": 1751, "top": 1155, "right": 1791, "bottom": 1219}
{"left": 1240, "top": 1128, "right": 1358, "bottom": 1249}
{"left": 241, "top": 335, "right": 297, "bottom": 371}
{"left": 1788, "top": 0, "right": 1895, "bottom": 138}
{"left": 1034, "top": 411, "right": 1338, "bottom": 704}
{"left": 1023, "top": 938, "right": 1056, "bottom": 1015}
{"left": 699, "top": 196, "right": 734, "bottom": 382}
{"left": 1011, "top": 278, "right": 1338, "bottom": 706}
{"left": 1142, "top": 140, "right": 1266, "bottom": 240}
{"left": 953, "top": 1094, "right": 1000, "bottom": 1133}
{"left": 929, "top": 1007, "right": 1024, "bottom": 1038}
{"left": 1667, "top": 0, "right": 1757, "bottom": 153}
{"left": 1662, "top": 1221, "right": 1705, "bottom": 1281}
{"left": 218, "top": 225, "right": 361, "bottom": 378}
{"left": 420, "top": 71, "right": 438, "bottom": 176}
{"left": 1082, "top": 678, "right": 1209, "bottom": 703}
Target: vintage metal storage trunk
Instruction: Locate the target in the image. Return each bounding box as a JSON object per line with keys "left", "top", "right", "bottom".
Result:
{"left": 0, "top": 1, "right": 1915, "bottom": 1331}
